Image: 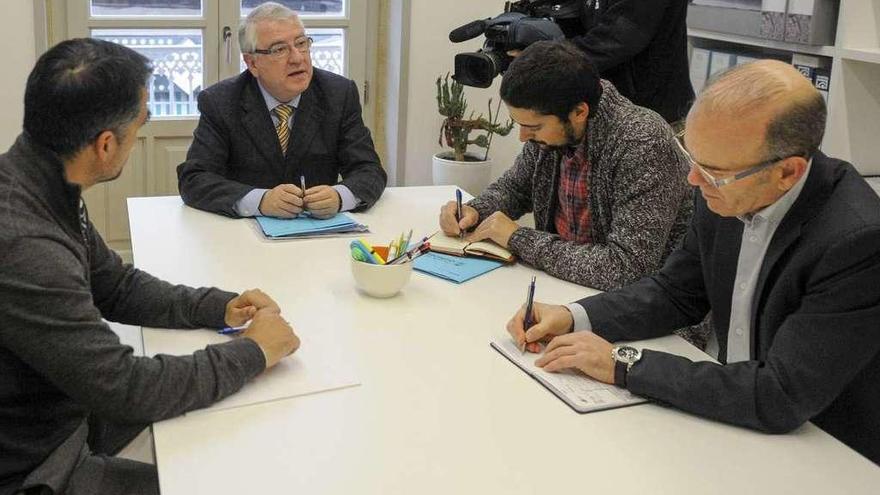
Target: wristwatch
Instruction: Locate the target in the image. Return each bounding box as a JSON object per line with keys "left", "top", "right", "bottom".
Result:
{"left": 611, "top": 345, "right": 642, "bottom": 388}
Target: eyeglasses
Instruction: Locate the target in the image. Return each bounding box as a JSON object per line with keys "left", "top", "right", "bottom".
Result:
{"left": 252, "top": 36, "right": 313, "bottom": 59}
{"left": 673, "top": 130, "right": 793, "bottom": 188}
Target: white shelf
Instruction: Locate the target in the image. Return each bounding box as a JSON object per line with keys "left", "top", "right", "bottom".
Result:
{"left": 837, "top": 48, "right": 880, "bottom": 65}
{"left": 688, "top": 28, "right": 836, "bottom": 57}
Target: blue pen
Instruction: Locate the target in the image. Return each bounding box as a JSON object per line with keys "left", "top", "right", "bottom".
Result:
{"left": 456, "top": 189, "right": 464, "bottom": 239}
{"left": 218, "top": 325, "right": 247, "bottom": 335}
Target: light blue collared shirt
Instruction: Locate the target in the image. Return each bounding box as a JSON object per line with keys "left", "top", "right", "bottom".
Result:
{"left": 567, "top": 160, "right": 813, "bottom": 363}
{"left": 715, "top": 159, "right": 811, "bottom": 362}
{"left": 233, "top": 83, "right": 360, "bottom": 217}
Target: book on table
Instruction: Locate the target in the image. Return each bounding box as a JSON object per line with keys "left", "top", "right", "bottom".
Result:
{"left": 490, "top": 336, "right": 647, "bottom": 414}
{"left": 428, "top": 233, "right": 515, "bottom": 263}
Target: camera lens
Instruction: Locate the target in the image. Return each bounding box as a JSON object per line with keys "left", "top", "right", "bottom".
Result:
{"left": 453, "top": 51, "right": 509, "bottom": 88}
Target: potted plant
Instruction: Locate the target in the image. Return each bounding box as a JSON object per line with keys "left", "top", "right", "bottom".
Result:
{"left": 433, "top": 73, "right": 514, "bottom": 195}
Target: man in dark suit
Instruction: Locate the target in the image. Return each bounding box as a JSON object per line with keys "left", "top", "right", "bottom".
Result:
{"left": 506, "top": 60, "right": 880, "bottom": 464}
{"left": 178, "top": 1, "right": 386, "bottom": 218}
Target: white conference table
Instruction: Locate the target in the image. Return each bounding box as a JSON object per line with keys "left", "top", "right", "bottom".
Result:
{"left": 128, "top": 186, "right": 879, "bottom": 494}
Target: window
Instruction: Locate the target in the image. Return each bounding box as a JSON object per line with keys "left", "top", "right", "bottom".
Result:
{"left": 67, "top": 0, "right": 370, "bottom": 118}
{"left": 92, "top": 29, "right": 203, "bottom": 116}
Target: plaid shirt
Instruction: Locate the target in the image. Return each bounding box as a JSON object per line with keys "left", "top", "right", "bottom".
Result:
{"left": 554, "top": 141, "right": 593, "bottom": 243}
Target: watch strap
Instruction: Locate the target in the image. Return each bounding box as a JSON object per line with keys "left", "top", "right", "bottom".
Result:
{"left": 613, "top": 359, "right": 628, "bottom": 388}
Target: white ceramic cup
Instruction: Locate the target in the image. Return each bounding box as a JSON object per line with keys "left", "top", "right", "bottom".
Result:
{"left": 350, "top": 257, "right": 413, "bottom": 298}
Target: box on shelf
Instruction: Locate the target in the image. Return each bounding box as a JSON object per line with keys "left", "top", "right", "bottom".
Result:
{"left": 688, "top": 3, "right": 763, "bottom": 38}
{"left": 785, "top": 0, "right": 839, "bottom": 46}
{"left": 688, "top": 0, "right": 838, "bottom": 46}
{"left": 760, "top": 0, "right": 788, "bottom": 41}
{"left": 791, "top": 53, "right": 832, "bottom": 101}
{"left": 690, "top": 47, "right": 712, "bottom": 93}
{"left": 688, "top": 41, "right": 815, "bottom": 94}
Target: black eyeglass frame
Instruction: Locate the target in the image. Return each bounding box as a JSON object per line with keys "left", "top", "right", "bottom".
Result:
{"left": 251, "top": 36, "right": 314, "bottom": 57}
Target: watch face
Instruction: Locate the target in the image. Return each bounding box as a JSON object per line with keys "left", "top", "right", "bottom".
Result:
{"left": 615, "top": 346, "right": 640, "bottom": 364}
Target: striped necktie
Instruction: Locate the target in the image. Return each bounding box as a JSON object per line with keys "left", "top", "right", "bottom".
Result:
{"left": 273, "top": 104, "right": 294, "bottom": 155}
{"left": 78, "top": 198, "right": 89, "bottom": 243}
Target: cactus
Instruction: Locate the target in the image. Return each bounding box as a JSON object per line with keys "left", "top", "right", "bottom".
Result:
{"left": 436, "top": 73, "right": 513, "bottom": 162}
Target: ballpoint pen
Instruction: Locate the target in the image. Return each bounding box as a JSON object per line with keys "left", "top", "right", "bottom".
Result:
{"left": 300, "top": 175, "right": 307, "bottom": 210}
{"left": 520, "top": 276, "right": 536, "bottom": 354}
{"left": 391, "top": 243, "right": 430, "bottom": 265}
{"left": 407, "top": 244, "right": 431, "bottom": 263}
{"left": 456, "top": 189, "right": 464, "bottom": 239}
{"left": 218, "top": 324, "right": 247, "bottom": 335}
{"left": 386, "top": 231, "right": 437, "bottom": 264}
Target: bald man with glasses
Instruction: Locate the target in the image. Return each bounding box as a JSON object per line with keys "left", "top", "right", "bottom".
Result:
{"left": 178, "top": 1, "right": 386, "bottom": 219}
{"left": 505, "top": 60, "right": 880, "bottom": 464}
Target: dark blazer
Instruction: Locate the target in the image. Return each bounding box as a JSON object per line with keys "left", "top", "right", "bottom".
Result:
{"left": 576, "top": 153, "right": 880, "bottom": 464}
{"left": 559, "top": 0, "right": 694, "bottom": 123}
{"left": 177, "top": 69, "right": 386, "bottom": 217}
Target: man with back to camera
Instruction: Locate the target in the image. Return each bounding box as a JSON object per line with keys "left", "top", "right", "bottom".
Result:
{"left": 504, "top": 0, "right": 694, "bottom": 123}
{"left": 177, "top": 1, "right": 386, "bottom": 219}
{"left": 439, "top": 41, "right": 693, "bottom": 294}
{"left": 0, "top": 38, "right": 300, "bottom": 494}
{"left": 559, "top": 0, "right": 694, "bottom": 124}
{"left": 506, "top": 60, "right": 880, "bottom": 464}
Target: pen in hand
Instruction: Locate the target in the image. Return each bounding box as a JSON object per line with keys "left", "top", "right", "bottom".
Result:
{"left": 300, "top": 175, "right": 307, "bottom": 211}
{"left": 218, "top": 324, "right": 248, "bottom": 335}
{"left": 520, "top": 276, "right": 536, "bottom": 354}
{"left": 456, "top": 189, "right": 464, "bottom": 240}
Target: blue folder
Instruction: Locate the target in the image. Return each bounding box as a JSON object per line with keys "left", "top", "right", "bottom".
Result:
{"left": 413, "top": 252, "right": 504, "bottom": 283}
{"left": 255, "top": 213, "right": 368, "bottom": 239}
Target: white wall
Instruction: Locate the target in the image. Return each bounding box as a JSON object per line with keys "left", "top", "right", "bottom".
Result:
{"left": 401, "top": 1, "right": 522, "bottom": 187}
{"left": 0, "top": 1, "right": 36, "bottom": 151}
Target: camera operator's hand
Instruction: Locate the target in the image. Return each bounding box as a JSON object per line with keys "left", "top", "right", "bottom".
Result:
{"left": 506, "top": 49, "right": 523, "bottom": 58}
{"left": 439, "top": 201, "right": 479, "bottom": 238}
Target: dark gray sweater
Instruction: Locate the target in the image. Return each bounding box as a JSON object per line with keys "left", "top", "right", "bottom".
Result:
{"left": 470, "top": 82, "right": 693, "bottom": 291}
{"left": 0, "top": 134, "right": 266, "bottom": 493}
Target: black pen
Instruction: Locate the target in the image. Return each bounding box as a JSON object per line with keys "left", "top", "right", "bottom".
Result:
{"left": 521, "top": 276, "right": 536, "bottom": 354}
{"left": 456, "top": 188, "right": 464, "bottom": 240}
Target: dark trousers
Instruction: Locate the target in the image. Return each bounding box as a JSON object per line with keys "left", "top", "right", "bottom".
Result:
{"left": 19, "top": 418, "right": 158, "bottom": 495}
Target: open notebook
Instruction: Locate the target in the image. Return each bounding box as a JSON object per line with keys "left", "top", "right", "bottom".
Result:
{"left": 491, "top": 336, "right": 647, "bottom": 414}
{"left": 429, "top": 234, "right": 514, "bottom": 263}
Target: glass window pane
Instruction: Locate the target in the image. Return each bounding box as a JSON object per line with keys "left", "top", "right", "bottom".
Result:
{"left": 91, "top": 0, "right": 202, "bottom": 17}
{"left": 92, "top": 29, "right": 203, "bottom": 117}
{"left": 310, "top": 29, "right": 345, "bottom": 75}
{"left": 239, "top": 28, "right": 345, "bottom": 77}
{"left": 241, "top": 0, "right": 344, "bottom": 18}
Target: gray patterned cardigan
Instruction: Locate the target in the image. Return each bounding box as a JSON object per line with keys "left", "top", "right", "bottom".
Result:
{"left": 469, "top": 82, "right": 693, "bottom": 291}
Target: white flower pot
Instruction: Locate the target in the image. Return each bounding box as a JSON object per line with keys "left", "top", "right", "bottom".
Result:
{"left": 432, "top": 152, "right": 494, "bottom": 196}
